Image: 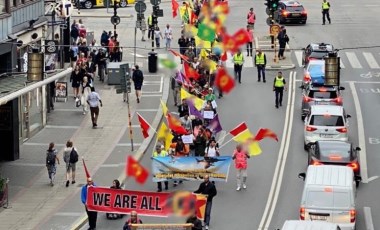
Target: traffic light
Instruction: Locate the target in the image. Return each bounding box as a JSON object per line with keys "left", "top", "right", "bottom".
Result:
{"left": 265, "top": 0, "right": 273, "bottom": 15}
{"left": 272, "top": 0, "right": 279, "bottom": 10}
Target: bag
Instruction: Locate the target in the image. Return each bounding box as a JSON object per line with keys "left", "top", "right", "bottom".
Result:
{"left": 46, "top": 151, "right": 56, "bottom": 165}
{"left": 69, "top": 148, "right": 79, "bottom": 164}
{"left": 75, "top": 97, "right": 81, "bottom": 107}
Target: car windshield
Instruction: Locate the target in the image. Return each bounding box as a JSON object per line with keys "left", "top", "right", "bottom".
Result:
{"left": 306, "top": 191, "right": 350, "bottom": 208}
{"left": 309, "top": 115, "right": 344, "bottom": 126}
{"left": 310, "top": 51, "right": 329, "bottom": 59}
{"left": 319, "top": 144, "right": 351, "bottom": 158}
{"left": 308, "top": 91, "right": 337, "bottom": 99}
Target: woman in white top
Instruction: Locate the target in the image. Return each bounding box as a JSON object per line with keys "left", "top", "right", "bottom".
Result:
{"left": 154, "top": 26, "right": 163, "bottom": 48}
{"left": 164, "top": 24, "right": 173, "bottom": 50}
{"left": 81, "top": 76, "right": 92, "bottom": 115}
{"left": 205, "top": 138, "right": 220, "bottom": 157}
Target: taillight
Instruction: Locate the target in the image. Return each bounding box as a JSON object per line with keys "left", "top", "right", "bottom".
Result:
{"left": 312, "top": 160, "right": 322, "bottom": 166}
{"left": 350, "top": 209, "right": 356, "bottom": 223}
{"left": 301, "top": 10, "right": 307, "bottom": 15}
{"left": 307, "top": 57, "right": 315, "bottom": 62}
{"left": 336, "top": 127, "right": 347, "bottom": 133}
{"left": 282, "top": 11, "right": 289, "bottom": 16}
{"left": 306, "top": 126, "right": 317, "bottom": 132}
{"left": 303, "top": 96, "right": 312, "bottom": 102}
{"left": 333, "top": 97, "right": 343, "bottom": 105}
{"left": 303, "top": 74, "right": 311, "bottom": 82}
{"left": 300, "top": 207, "right": 305, "bottom": 220}
{"left": 348, "top": 162, "right": 359, "bottom": 171}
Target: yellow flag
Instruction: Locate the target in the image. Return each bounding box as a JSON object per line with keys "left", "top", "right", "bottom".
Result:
{"left": 184, "top": 24, "right": 198, "bottom": 37}
{"left": 160, "top": 100, "right": 168, "bottom": 116}
{"left": 180, "top": 88, "right": 204, "bottom": 110}
{"left": 233, "top": 129, "right": 253, "bottom": 143}
{"left": 232, "top": 129, "right": 263, "bottom": 156}
{"left": 247, "top": 141, "right": 262, "bottom": 156}
{"left": 157, "top": 122, "right": 173, "bottom": 150}
{"left": 203, "top": 59, "right": 218, "bottom": 73}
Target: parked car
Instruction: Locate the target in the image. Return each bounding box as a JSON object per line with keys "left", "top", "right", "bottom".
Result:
{"left": 77, "top": 0, "right": 133, "bottom": 9}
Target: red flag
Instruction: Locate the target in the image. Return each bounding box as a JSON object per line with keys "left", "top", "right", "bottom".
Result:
{"left": 169, "top": 49, "right": 189, "bottom": 62}
{"left": 172, "top": 0, "right": 179, "bottom": 18}
{"left": 233, "top": 28, "right": 251, "bottom": 47}
{"left": 221, "top": 51, "right": 227, "bottom": 61}
{"left": 183, "top": 62, "right": 200, "bottom": 80}
{"left": 167, "top": 113, "right": 188, "bottom": 135}
{"left": 254, "top": 128, "right": 279, "bottom": 142}
{"left": 82, "top": 158, "right": 91, "bottom": 179}
{"left": 137, "top": 113, "right": 150, "bottom": 138}
{"left": 222, "top": 33, "right": 239, "bottom": 53}
{"left": 229, "top": 122, "right": 248, "bottom": 136}
{"left": 127, "top": 156, "right": 149, "bottom": 184}
{"left": 190, "top": 10, "right": 198, "bottom": 25}
{"left": 214, "top": 67, "right": 235, "bottom": 93}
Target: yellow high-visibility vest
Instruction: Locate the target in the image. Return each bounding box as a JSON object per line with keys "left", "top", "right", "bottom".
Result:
{"left": 274, "top": 76, "right": 285, "bottom": 87}
{"left": 256, "top": 53, "right": 265, "bottom": 65}
{"left": 153, "top": 150, "right": 168, "bottom": 157}
{"left": 233, "top": 53, "right": 244, "bottom": 65}
{"left": 147, "top": 15, "right": 153, "bottom": 26}
{"left": 322, "top": 2, "right": 330, "bottom": 9}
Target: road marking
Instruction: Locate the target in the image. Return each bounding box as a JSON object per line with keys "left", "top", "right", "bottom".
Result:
{"left": 363, "top": 52, "right": 380, "bottom": 69}
{"left": 367, "top": 176, "right": 379, "bottom": 182}
{"left": 294, "top": 51, "right": 303, "bottom": 67}
{"left": 340, "top": 58, "right": 345, "bottom": 68}
{"left": 141, "top": 94, "right": 162, "bottom": 97}
{"left": 99, "top": 164, "right": 124, "bottom": 168}
{"left": 116, "top": 143, "right": 142, "bottom": 147}
{"left": 349, "top": 81, "right": 368, "bottom": 183}
{"left": 258, "top": 71, "right": 296, "bottom": 230}
{"left": 129, "top": 53, "right": 145, "bottom": 58}
{"left": 363, "top": 207, "right": 375, "bottom": 230}
{"left": 346, "top": 52, "right": 363, "bottom": 69}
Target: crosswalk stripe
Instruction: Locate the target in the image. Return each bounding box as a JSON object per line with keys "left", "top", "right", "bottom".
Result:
{"left": 339, "top": 58, "right": 345, "bottom": 68}
{"left": 363, "top": 52, "right": 380, "bottom": 69}
{"left": 295, "top": 51, "right": 303, "bottom": 67}
{"left": 345, "top": 52, "right": 362, "bottom": 69}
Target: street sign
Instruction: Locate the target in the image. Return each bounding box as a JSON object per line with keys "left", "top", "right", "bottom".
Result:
{"left": 54, "top": 0, "right": 73, "bottom": 18}
{"left": 135, "top": 1, "right": 147, "bottom": 13}
{"left": 111, "top": 15, "right": 121, "bottom": 25}
{"left": 150, "top": 0, "right": 161, "bottom": 6}
{"left": 270, "top": 24, "right": 280, "bottom": 35}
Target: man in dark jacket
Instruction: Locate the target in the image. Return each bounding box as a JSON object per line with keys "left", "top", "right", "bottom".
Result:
{"left": 277, "top": 27, "right": 289, "bottom": 60}
{"left": 178, "top": 99, "right": 189, "bottom": 117}
{"left": 194, "top": 175, "right": 217, "bottom": 230}
{"left": 178, "top": 35, "right": 189, "bottom": 63}
{"left": 132, "top": 65, "right": 144, "bottom": 103}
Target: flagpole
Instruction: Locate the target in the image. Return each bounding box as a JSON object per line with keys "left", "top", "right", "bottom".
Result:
{"left": 218, "top": 136, "right": 234, "bottom": 149}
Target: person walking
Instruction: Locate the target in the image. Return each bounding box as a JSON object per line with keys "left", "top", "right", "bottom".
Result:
{"left": 123, "top": 211, "right": 143, "bottom": 230}
{"left": 164, "top": 24, "right": 173, "bottom": 50}
{"left": 152, "top": 145, "right": 169, "bottom": 192}
{"left": 178, "top": 34, "right": 189, "bottom": 64}
{"left": 46, "top": 142, "right": 60, "bottom": 186}
{"left": 232, "top": 49, "right": 244, "bottom": 84}
{"left": 254, "top": 49, "right": 267, "bottom": 82}
{"left": 277, "top": 28, "right": 289, "bottom": 60}
{"left": 322, "top": 0, "right": 331, "bottom": 25}
{"left": 205, "top": 138, "right": 220, "bottom": 157}
{"left": 132, "top": 65, "right": 144, "bottom": 103}
{"left": 140, "top": 19, "right": 147, "bottom": 41}
{"left": 147, "top": 13, "right": 154, "bottom": 40}
{"left": 194, "top": 175, "right": 217, "bottom": 230}
{"left": 70, "top": 65, "right": 83, "bottom": 99}
{"left": 81, "top": 177, "right": 97, "bottom": 230}
{"left": 154, "top": 26, "right": 163, "bottom": 48}
{"left": 247, "top": 7, "right": 256, "bottom": 29}
{"left": 273, "top": 71, "right": 287, "bottom": 108}
{"left": 171, "top": 74, "right": 180, "bottom": 106}
{"left": 87, "top": 87, "right": 103, "bottom": 128}
{"left": 178, "top": 99, "right": 189, "bottom": 118}
{"left": 246, "top": 25, "right": 254, "bottom": 56}
{"left": 81, "top": 76, "right": 92, "bottom": 115}
{"left": 232, "top": 144, "right": 250, "bottom": 191}
{"left": 63, "top": 140, "right": 78, "bottom": 187}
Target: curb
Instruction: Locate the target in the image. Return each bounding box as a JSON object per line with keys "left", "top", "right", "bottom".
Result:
{"left": 266, "top": 64, "right": 296, "bottom": 70}
{"left": 71, "top": 14, "right": 133, "bottom": 18}
{"left": 70, "top": 74, "right": 170, "bottom": 230}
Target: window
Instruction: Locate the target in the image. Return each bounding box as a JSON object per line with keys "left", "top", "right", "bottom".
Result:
{"left": 309, "top": 115, "right": 344, "bottom": 126}
{"left": 0, "top": 0, "right": 6, "bottom": 13}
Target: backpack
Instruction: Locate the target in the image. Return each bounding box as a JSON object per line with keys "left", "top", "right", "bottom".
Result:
{"left": 46, "top": 151, "right": 56, "bottom": 165}
{"left": 69, "top": 148, "right": 79, "bottom": 164}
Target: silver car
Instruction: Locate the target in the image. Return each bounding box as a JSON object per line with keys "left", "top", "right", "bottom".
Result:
{"left": 304, "top": 105, "right": 351, "bottom": 150}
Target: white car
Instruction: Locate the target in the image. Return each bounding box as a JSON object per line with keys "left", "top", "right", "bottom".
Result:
{"left": 304, "top": 105, "right": 350, "bottom": 150}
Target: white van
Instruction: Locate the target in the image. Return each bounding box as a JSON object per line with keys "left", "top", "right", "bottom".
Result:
{"left": 281, "top": 220, "right": 341, "bottom": 230}
{"left": 298, "top": 165, "right": 357, "bottom": 230}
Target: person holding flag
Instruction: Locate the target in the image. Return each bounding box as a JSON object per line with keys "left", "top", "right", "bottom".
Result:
{"left": 232, "top": 144, "right": 250, "bottom": 191}
{"left": 152, "top": 144, "right": 169, "bottom": 192}
{"left": 81, "top": 177, "right": 97, "bottom": 230}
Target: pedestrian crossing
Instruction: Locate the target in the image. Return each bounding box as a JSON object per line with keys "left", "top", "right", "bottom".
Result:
{"left": 294, "top": 50, "right": 380, "bottom": 69}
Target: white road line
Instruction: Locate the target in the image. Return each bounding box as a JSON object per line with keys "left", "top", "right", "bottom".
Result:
{"left": 340, "top": 58, "right": 345, "bottom": 68}
{"left": 349, "top": 81, "right": 368, "bottom": 183}
{"left": 141, "top": 94, "right": 162, "bottom": 97}
{"left": 346, "top": 52, "right": 363, "bottom": 69}
{"left": 129, "top": 53, "right": 145, "bottom": 58}
{"left": 160, "top": 76, "right": 163, "bottom": 93}
{"left": 363, "top": 52, "right": 380, "bottom": 69}
{"left": 258, "top": 71, "right": 296, "bottom": 230}
{"left": 294, "top": 51, "right": 303, "bottom": 67}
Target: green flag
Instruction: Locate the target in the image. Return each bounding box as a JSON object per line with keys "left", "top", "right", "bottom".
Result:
{"left": 159, "top": 58, "right": 177, "bottom": 69}
{"left": 197, "top": 23, "right": 215, "bottom": 42}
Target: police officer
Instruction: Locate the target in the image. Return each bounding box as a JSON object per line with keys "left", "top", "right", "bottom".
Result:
{"left": 322, "top": 0, "right": 331, "bottom": 25}
{"left": 147, "top": 13, "right": 154, "bottom": 39}
{"left": 273, "top": 71, "right": 287, "bottom": 108}
{"left": 233, "top": 49, "right": 244, "bottom": 84}
{"left": 254, "top": 49, "right": 267, "bottom": 83}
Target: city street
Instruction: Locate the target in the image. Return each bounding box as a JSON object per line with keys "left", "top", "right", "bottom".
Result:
{"left": 1, "top": 0, "right": 380, "bottom": 229}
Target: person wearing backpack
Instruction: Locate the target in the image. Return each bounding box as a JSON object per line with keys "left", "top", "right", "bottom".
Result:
{"left": 63, "top": 140, "right": 78, "bottom": 187}
{"left": 46, "top": 142, "right": 60, "bottom": 186}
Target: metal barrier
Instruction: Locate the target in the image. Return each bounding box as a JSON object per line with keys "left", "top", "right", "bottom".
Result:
{"left": 131, "top": 223, "right": 192, "bottom": 230}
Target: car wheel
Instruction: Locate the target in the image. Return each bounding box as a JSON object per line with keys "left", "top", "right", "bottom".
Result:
{"left": 84, "top": 0, "right": 93, "bottom": 9}
{"left": 119, "top": 0, "right": 127, "bottom": 7}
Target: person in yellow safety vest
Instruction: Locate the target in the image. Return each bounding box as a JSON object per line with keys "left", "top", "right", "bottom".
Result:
{"left": 232, "top": 49, "right": 244, "bottom": 84}
{"left": 147, "top": 13, "right": 154, "bottom": 40}
{"left": 273, "top": 71, "right": 287, "bottom": 108}
{"left": 152, "top": 144, "right": 169, "bottom": 192}
{"left": 254, "top": 49, "right": 267, "bottom": 82}
{"left": 321, "top": 0, "right": 331, "bottom": 25}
